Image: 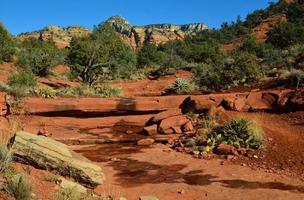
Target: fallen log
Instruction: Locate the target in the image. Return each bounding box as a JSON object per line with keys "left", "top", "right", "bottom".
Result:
{"left": 11, "top": 131, "right": 105, "bottom": 188}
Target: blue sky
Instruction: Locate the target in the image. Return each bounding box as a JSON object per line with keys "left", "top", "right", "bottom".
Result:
{"left": 1, "top": 0, "right": 278, "bottom": 35}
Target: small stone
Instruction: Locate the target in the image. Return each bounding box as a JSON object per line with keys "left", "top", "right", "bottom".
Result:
{"left": 126, "top": 130, "right": 134, "bottom": 134}
{"left": 253, "top": 155, "right": 258, "bottom": 159}
{"left": 178, "top": 189, "right": 185, "bottom": 194}
{"left": 119, "top": 197, "right": 127, "bottom": 200}
{"left": 163, "top": 128, "right": 174, "bottom": 135}
{"left": 216, "top": 144, "right": 236, "bottom": 155}
{"left": 241, "top": 163, "right": 247, "bottom": 167}
{"left": 137, "top": 138, "right": 155, "bottom": 146}
{"left": 143, "top": 125, "right": 158, "bottom": 136}
{"left": 196, "top": 128, "right": 208, "bottom": 135}
{"left": 139, "top": 195, "right": 159, "bottom": 200}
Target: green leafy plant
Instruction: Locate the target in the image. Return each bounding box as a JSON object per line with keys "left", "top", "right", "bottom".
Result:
{"left": 0, "top": 22, "right": 15, "bottom": 63}
{"left": 8, "top": 71, "right": 37, "bottom": 98}
{"left": 31, "top": 87, "right": 57, "bottom": 98}
{"left": 17, "top": 38, "right": 66, "bottom": 76}
{"left": 57, "top": 85, "right": 122, "bottom": 97}
{"left": 50, "top": 187, "right": 94, "bottom": 200}
{"left": 165, "top": 78, "right": 197, "bottom": 95}
{"left": 206, "top": 118, "right": 266, "bottom": 150}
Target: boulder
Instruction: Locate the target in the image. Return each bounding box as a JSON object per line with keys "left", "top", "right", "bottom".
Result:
{"left": 11, "top": 131, "right": 105, "bottom": 188}
{"left": 163, "top": 128, "right": 174, "bottom": 135}
{"left": 159, "top": 115, "right": 189, "bottom": 133}
{"left": 180, "top": 96, "right": 218, "bottom": 113}
{"left": 151, "top": 108, "right": 182, "bottom": 123}
{"left": 137, "top": 138, "right": 155, "bottom": 146}
{"left": 245, "top": 92, "right": 272, "bottom": 111}
{"left": 143, "top": 125, "right": 158, "bottom": 136}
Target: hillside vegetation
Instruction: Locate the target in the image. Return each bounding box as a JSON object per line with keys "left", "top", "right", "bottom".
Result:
{"left": 0, "top": 0, "right": 303, "bottom": 97}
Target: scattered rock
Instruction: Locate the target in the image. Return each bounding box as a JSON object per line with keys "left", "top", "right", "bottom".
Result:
{"left": 171, "top": 126, "right": 182, "bottom": 134}
{"left": 151, "top": 108, "right": 182, "bottom": 123}
{"left": 143, "top": 125, "right": 158, "bottom": 136}
{"left": 137, "top": 138, "right": 155, "bottom": 146}
{"left": 159, "top": 115, "right": 189, "bottom": 133}
{"left": 37, "top": 127, "right": 52, "bottom": 137}
{"left": 196, "top": 128, "right": 208, "bottom": 135}
{"left": 178, "top": 189, "right": 185, "bottom": 194}
{"left": 216, "top": 144, "right": 237, "bottom": 155}
{"left": 182, "top": 121, "right": 194, "bottom": 132}
{"left": 126, "top": 130, "right": 134, "bottom": 134}
{"left": 163, "top": 128, "right": 175, "bottom": 135}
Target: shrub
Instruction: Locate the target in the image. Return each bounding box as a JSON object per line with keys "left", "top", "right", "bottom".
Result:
{"left": 165, "top": 78, "right": 197, "bottom": 95}
{"left": 50, "top": 187, "right": 93, "bottom": 200}
{"left": 137, "top": 43, "right": 163, "bottom": 67}
{"left": 0, "top": 145, "right": 13, "bottom": 173}
{"left": 57, "top": 84, "right": 122, "bottom": 97}
{"left": 68, "top": 22, "right": 137, "bottom": 85}
{"left": 17, "top": 38, "right": 65, "bottom": 76}
{"left": 279, "top": 69, "right": 304, "bottom": 89}
{"left": 266, "top": 21, "right": 304, "bottom": 49}
{"left": 31, "top": 87, "right": 57, "bottom": 98}
{"left": 8, "top": 71, "right": 37, "bottom": 88}
{"left": 8, "top": 71, "right": 37, "bottom": 98}
{"left": 5, "top": 173, "right": 32, "bottom": 200}
{"left": 206, "top": 118, "right": 266, "bottom": 150}
{"left": 0, "top": 22, "right": 15, "bottom": 63}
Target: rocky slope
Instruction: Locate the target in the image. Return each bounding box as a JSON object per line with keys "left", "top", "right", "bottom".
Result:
{"left": 16, "top": 16, "right": 208, "bottom": 50}
{"left": 107, "top": 16, "right": 208, "bottom": 51}
{"left": 17, "top": 26, "right": 91, "bottom": 48}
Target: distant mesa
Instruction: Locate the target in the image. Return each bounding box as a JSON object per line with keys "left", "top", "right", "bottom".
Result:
{"left": 16, "top": 16, "right": 208, "bottom": 50}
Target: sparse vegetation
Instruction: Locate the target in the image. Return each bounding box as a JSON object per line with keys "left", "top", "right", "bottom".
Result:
{"left": 0, "top": 22, "right": 15, "bottom": 63}
{"left": 68, "top": 22, "right": 137, "bottom": 85}
{"left": 0, "top": 145, "right": 13, "bottom": 174}
{"left": 5, "top": 173, "right": 32, "bottom": 200}
{"left": 17, "top": 38, "right": 66, "bottom": 76}
{"left": 50, "top": 187, "right": 94, "bottom": 200}
{"left": 165, "top": 78, "right": 197, "bottom": 95}
{"left": 184, "top": 118, "right": 266, "bottom": 154}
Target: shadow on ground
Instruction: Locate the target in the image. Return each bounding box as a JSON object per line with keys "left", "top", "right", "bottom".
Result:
{"left": 106, "top": 158, "right": 304, "bottom": 193}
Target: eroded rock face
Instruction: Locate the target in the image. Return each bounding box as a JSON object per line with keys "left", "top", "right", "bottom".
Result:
{"left": 11, "top": 131, "right": 105, "bottom": 188}
{"left": 17, "top": 26, "right": 91, "bottom": 48}
{"left": 16, "top": 16, "right": 208, "bottom": 51}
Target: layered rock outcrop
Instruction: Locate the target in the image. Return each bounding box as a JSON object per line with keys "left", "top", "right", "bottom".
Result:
{"left": 16, "top": 16, "right": 208, "bottom": 50}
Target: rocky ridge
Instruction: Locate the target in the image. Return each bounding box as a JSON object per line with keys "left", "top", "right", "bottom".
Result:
{"left": 16, "top": 16, "right": 208, "bottom": 50}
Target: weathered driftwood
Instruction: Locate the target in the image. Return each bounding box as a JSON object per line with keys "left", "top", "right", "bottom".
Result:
{"left": 11, "top": 131, "right": 105, "bottom": 188}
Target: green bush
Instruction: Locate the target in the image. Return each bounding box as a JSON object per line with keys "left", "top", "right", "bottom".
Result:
{"left": 17, "top": 38, "right": 66, "bottom": 76}
{"left": 0, "top": 22, "right": 15, "bottom": 63}
{"left": 0, "top": 145, "right": 13, "bottom": 173}
{"left": 31, "top": 87, "right": 57, "bottom": 98}
{"left": 206, "top": 118, "right": 266, "bottom": 150}
{"left": 68, "top": 22, "right": 137, "bottom": 85}
{"left": 266, "top": 21, "right": 304, "bottom": 49}
{"left": 8, "top": 71, "right": 37, "bottom": 98}
{"left": 165, "top": 78, "right": 197, "bottom": 95}
{"left": 193, "top": 52, "right": 263, "bottom": 91}
{"left": 57, "top": 84, "right": 122, "bottom": 97}
{"left": 137, "top": 43, "right": 163, "bottom": 67}
{"left": 50, "top": 187, "right": 93, "bottom": 200}
{"left": 5, "top": 173, "right": 32, "bottom": 200}
{"left": 279, "top": 69, "right": 304, "bottom": 89}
